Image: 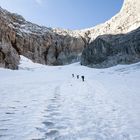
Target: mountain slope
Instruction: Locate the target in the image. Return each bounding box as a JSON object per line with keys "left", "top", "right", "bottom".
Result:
{"left": 0, "top": 56, "right": 140, "bottom": 139}
{"left": 0, "top": 0, "right": 140, "bottom": 69}
{"left": 81, "top": 0, "right": 140, "bottom": 67}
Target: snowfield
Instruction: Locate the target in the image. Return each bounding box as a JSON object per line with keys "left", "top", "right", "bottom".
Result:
{"left": 0, "top": 56, "right": 140, "bottom": 140}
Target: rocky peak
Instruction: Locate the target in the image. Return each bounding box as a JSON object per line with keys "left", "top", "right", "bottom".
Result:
{"left": 81, "top": 0, "right": 140, "bottom": 68}
{"left": 122, "top": 0, "right": 140, "bottom": 12}
{"left": 79, "top": 0, "right": 140, "bottom": 42}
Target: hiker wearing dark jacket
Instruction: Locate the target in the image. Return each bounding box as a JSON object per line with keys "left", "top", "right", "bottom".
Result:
{"left": 72, "top": 74, "right": 74, "bottom": 78}
{"left": 81, "top": 76, "right": 85, "bottom": 82}
{"left": 77, "top": 75, "right": 79, "bottom": 79}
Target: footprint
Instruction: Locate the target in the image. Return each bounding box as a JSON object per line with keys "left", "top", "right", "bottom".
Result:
{"left": 32, "top": 100, "right": 37, "bottom": 102}
{"left": 5, "top": 112, "right": 15, "bottom": 115}
{"left": 0, "top": 129, "right": 8, "bottom": 131}
{"left": 8, "top": 106, "right": 16, "bottom": 109}
{"left": 49, "top": 112, "right": 60, "bottom": 116}
{"left": 32, "top": 138, "right": 45, "bottom": 140}
{"left": 42, "top": 121, "right": 54, "bottom": 127}
{"left": 55, "top": 125, "right": 67, "bottom": 130}
{"left": 50, "top": 98, "right": 57, "bottom": 102}
{"left": 45, "top": 129, "right": 59, "bottom": 137}
{"left": 14, "top": 100, "right": 20, "bottom": 103}
{"left": 0, "top": 119, "right": 11, "bottom": 122}
{"left": 0, "top": 134, "right": 7, "bottom": 137}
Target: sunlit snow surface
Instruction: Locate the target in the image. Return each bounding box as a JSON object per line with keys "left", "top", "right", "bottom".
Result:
{"left": 0, "top": 56, "right": 140, "bottom": 140}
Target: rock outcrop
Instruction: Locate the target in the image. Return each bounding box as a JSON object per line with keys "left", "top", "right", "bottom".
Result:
{"left": 81, "top": 27, "right": 140, "bottom": 68}
{"left": 0, "top": 43, "right": 19, "bottom": 69}
{"left": 0, "top": 0, "right": 140, "bottom": 69}
{"left": 81, "top": 0, "right": 140, "bottom": 68}
{"left": 0, "top": 7, "right": 85, "bottom": 69}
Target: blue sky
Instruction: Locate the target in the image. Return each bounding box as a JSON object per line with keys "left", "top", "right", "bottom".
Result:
{"left": 0, "top": 0, "right": 123, "bottom": 30}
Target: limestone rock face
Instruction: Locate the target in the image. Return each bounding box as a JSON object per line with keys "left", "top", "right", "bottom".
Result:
{"left": 81, "top": 0, "right": 140, "bottom": 68}
{"left": 0, "top": 7, "right": 85, "bottom": 69}
{"left": 81, "top": 27, "right": 140, "bottom": 68}
{"left": 0, "top": 43, "right": 20, "bottom": 69}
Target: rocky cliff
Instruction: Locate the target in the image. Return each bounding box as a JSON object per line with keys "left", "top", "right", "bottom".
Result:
{"left": 81, "top": 27, "right": 140, "bottom": 68}
{"left": 0, "top": 7, "right": 85, "bottom": 69}
{"left": 0, "top": 0, "right": 140, "bottom": 69}
{"left": 81, "top": 0, "right": 140, "bottom": 68}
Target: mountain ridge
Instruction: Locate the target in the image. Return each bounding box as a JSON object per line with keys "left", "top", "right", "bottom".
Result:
{"left": 0, "top": 0, "right": 140, "bottom": 69}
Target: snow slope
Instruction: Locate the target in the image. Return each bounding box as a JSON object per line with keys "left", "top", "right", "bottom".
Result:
{"left": 0, "top": 56, "right": 140, "bottom": 140}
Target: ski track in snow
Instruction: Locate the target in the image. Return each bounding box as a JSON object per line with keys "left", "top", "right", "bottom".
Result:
{"left": 0, "top": 56, "right": 140, "bottom": 140}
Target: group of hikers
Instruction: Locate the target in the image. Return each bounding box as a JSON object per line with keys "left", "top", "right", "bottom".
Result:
{"left": 72, "top": 74, "right": 85, "bottom": 82}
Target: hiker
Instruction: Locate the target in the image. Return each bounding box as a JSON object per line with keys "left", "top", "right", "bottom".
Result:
{"left": 77, "top": 75, "right": 79, "bottom": 79}
{"left": 72, "top": 74, "right": 74, "bottom": 78}
{"left": 81, "top": 76, "right": 85, "bottom": 82}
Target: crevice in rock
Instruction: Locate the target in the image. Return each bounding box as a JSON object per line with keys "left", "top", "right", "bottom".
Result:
{"left": 44, "top": 47, "right": 50, "bottom": 64}
{"left": 0, "top": 48, "right": 5, "bottom": 63}
{"left": 55, "top": 42, "right": 59, "bottom": 60}
{"left": 11, "top": 39, "right": 21, "bottom": 55}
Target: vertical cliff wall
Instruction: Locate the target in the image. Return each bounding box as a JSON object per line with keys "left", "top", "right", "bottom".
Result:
{"left": 81, "top": 0, "right": 140, "bottom": 68}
